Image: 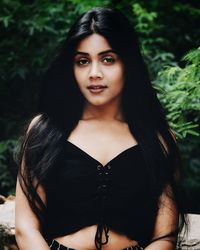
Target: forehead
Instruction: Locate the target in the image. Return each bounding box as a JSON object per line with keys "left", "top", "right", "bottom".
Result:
{"left": 76, "top": 34, "right": 112, "bottom": 54}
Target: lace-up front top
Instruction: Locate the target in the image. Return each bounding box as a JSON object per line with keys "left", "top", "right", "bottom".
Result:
{"left": 43, "top": 140, "right": 158, "bottom": 249}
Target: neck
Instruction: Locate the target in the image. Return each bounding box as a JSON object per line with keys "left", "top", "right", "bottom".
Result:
{"left": 81, "top": 99, "right": 125, "bottom": 122}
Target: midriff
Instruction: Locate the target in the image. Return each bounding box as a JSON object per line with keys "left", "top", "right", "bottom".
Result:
{"left": 54, "top": 225, "right": 138, "bottom": 250}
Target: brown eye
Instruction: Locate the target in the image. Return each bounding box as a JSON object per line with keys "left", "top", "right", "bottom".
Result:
{"left": 75, "top": 58, "right": 90, "bottom": 66}
{"left": 102, "top": 57, "right": 115, "bottom": 64}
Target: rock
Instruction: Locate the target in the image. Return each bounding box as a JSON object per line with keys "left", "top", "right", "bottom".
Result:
{"left": 177, "top": 214, "right": 200, "bottom": 250}
{"left": 6, "top": 196, "right": 15, "bottom": 201}
{"left": 0, "top": 200, "right": 15, "bottom": 233}
{"left": 187, "top": 214, "right": 200, "bottom": 240}
{"left": 0, "top": 198, "right": 17, "bottom": 250}
{"left": 0, "top": 195, "right": 6, "bottom": 205}
{"left": 0, "top": 224, "right": 18, "bottom": 250}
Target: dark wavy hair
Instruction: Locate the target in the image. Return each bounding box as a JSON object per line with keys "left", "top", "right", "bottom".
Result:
{"left": 18, "top": 6, "right": 186, "bottom": 244}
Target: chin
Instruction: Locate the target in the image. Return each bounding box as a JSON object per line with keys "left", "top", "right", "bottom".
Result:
{"left": 91, "top": 102, "right": 106, "bottom": 106}
{"left": 86, "top": 99, "right": 108, "bottom": 107}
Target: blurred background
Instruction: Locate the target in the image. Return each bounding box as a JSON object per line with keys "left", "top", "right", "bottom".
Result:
{"left": 0, "top": 0, "right": 199, "bottom": 213}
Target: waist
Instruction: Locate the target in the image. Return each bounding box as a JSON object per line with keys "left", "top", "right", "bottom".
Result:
{"left": 53, "top": 225, "right": 138, "bottom": 250}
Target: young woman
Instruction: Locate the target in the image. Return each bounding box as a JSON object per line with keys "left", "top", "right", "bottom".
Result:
{"left": 15, "top": 7, "right": 185, "bottom": 250}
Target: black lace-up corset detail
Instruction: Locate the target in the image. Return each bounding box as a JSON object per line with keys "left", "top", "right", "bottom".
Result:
{"left": 95, "top": 164, "right": 112, "bottom": 250}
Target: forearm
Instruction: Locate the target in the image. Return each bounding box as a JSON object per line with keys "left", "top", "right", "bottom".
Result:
{"left": 144, "top": 240, "right": 175, "bottom": 250}
{"left": 16, "top": 228, "right": 49, "bottom": 250}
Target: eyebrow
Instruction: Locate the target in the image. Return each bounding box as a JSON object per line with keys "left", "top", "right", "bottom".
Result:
{"left": 74, "top": 49, "right": 116, "bottom": 56}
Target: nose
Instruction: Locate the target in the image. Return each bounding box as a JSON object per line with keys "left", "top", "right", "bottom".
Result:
{"left": 88, "top": 61, "right": 103, "bottom": 80}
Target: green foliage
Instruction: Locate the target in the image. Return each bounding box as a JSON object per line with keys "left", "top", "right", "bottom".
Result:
{"left": 0, "top": 1, "right": 79, "bottom": 139}
{"left": 132, "top": 3, "right": 158, "bottom": 36}
{"left": 154, "top": 48, "right": 200, "bottom": 139}
{"left": 131, "top": 3, "right": 176, "bottom": 77}
{"left": 153, "top": 47, "right": 200, "bottom": 211}
{"left": 0, "top": 1, "right": 78, "bottom": 80}
{"left": 69, "top": 0, "right": 110, "bottom": 13}
{"left": 0, "top": 140, "right": 18, "bottom": 195}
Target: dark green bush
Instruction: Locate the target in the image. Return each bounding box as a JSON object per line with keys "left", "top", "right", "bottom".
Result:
{"left": 0, "top": 140, "right": 18, "bottom": 195}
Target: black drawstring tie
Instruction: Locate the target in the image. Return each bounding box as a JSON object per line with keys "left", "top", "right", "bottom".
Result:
{"left": 95, "top": 218, "right": 109, "bottom": 250}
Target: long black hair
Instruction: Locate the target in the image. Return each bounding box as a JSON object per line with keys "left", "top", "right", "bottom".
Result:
{"left": 18, "top": 6, "right": 186, "bottom": 243}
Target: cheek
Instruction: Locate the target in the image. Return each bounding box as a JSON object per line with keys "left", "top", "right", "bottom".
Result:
{"left": 112, "top": 67, "right": 124, "bottom": 86}
{"left": 74, "top": 68, "right": 85, "bottom": 87}
{"left": 73, "top": 67, "right": 78, "bottom": 82}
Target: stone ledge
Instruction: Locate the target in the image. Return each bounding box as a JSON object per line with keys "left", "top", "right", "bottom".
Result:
{"left": 0, "top": 197, "right": 200, "bottom": 249}
{"left": 177, "top": 213, "right": 200, "bottom": 250}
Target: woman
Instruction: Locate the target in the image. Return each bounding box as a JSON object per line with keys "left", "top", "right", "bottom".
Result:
{"left": 15, "top": 7, "right": 185, "bottom": 250}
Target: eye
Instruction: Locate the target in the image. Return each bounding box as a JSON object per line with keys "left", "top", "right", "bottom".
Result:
{"left": 74, "top": 58, "right": 90, "bottom": 66}
{"left": 102, "top": 57, "right": 115, "bottom": 64}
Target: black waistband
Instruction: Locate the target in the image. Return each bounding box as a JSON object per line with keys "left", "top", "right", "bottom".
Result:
{"left": 48, "top": 239, "right": 144, "bottom": 250}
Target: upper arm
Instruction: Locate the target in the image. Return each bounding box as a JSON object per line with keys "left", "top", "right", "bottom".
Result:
{"left": 15, "top": 177, "right": 46, "bottom": 232}
{"left": 151, "top": 129, "right": 179, "bottom": 247}
{"left": 149, "top": 188, "right": 179, "bottom": 246}
{"left": 15, "top": 114, "right": 46, "bottom": 232}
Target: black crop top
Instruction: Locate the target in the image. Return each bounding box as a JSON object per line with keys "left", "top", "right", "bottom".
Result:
{"left": 42, "top": 140, "right": 158, "bottom": 249}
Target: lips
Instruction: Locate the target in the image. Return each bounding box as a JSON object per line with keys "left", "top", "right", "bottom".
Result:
{"left": 87, "top": 85, "right": 108, "bottom": 93}
{"left": 87, "top": 85, "right": 108, "bottom": 90}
